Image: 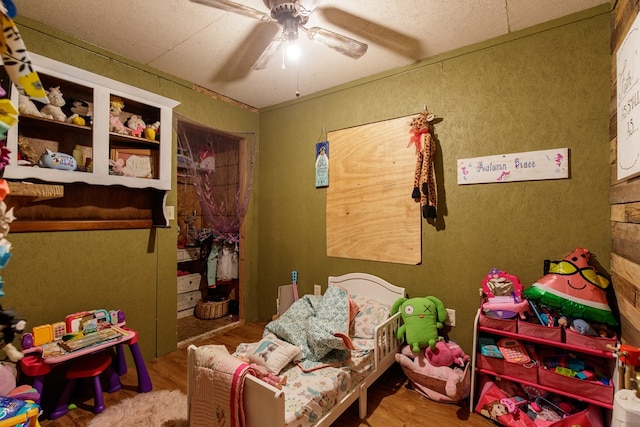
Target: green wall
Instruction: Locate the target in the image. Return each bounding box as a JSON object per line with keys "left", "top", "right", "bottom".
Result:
{"left": 3, "top": 7, "right": 611, "bottom": 360}
{"left": 4, "top": 17, "right": 260, "bottom": 359}
{"left": 256, "top": 10, "right": 612, "bottom": 352}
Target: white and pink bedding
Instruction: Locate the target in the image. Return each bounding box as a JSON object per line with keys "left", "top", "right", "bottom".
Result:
{"left": 188, "top": 272, "right": 405, "bottom": 427}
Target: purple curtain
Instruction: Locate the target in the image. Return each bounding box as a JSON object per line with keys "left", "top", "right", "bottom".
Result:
{"left": 176, "top": 119, "right": 255, "bottom": 244}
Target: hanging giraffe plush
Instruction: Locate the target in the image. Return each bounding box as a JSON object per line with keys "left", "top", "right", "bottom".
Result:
{"left": 408, "top": 110, "right": 437, "bottom": 219}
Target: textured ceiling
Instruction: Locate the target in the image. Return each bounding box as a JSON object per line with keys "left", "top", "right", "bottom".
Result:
{"left": 14, "top": 0, "right": 608, "bottom": 109}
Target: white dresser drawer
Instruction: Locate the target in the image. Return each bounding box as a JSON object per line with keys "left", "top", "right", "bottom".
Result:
{"left": 178, "top": 273, "right": 202, "bottom": 294}
{"left": 177, "top": 247, "right": 200, "bottom": 262}
{"left": 177, "top": 289, "right": 201, "bottom": 312}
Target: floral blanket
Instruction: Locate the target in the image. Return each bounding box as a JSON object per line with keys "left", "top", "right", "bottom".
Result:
{"left": 264, "top": 286, "right": 353, "bottom": 371}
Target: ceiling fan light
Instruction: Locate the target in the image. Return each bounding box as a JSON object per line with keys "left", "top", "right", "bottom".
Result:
{"left": 286, "top": 40, "right": 301, "bottom": 61}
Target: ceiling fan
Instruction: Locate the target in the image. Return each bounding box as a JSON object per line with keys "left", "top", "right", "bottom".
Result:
{"left": 190, "top": 0, "right": 368, "bottom": 70}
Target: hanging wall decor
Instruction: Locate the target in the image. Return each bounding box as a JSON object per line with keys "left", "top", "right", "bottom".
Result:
{"left": 616, "top": 11, "right": 640, "bottom": 181}
{"left": 457, "top": 148, "right": 569, "bottom": 185}
{"left": 315, "top": 141, "right": 329, "bottom": 188}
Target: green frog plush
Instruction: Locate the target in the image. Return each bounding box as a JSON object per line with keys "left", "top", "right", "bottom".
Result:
{"left": 392, "top": 295, "right": 447, "bottom": 352}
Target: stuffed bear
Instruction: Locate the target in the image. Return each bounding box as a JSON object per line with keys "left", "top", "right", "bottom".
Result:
{"left": 392, "top": 295, "right": 447, "bottom": 352}
{"left": 40, "top": 86, "right": 67, "bottom": 122}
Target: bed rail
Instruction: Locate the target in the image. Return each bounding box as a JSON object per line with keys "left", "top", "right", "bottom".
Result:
{"left": 374, "top": 312, "right": 402, "bottom": 372}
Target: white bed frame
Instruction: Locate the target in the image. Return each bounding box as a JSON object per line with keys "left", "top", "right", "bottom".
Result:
{"left": 187, "top": 272, "right": 405, "bottom": 427}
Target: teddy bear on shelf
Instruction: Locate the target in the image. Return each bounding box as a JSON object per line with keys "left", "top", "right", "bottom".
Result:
{"left": 109, "top": 96, "right": 130, "bottom": 135}
{"left": 125, "top": 114, "right": 146, "bottom": 138}
{"left": 18, "top": 94, "right": 53, "bottom": 119}
{"left": 40, "top": 86, "right": 67, "bottom": 122}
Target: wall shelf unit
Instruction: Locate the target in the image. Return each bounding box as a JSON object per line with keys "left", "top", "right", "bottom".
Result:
{"left": 2, "top": 53, "right": 179, "bottom": 230}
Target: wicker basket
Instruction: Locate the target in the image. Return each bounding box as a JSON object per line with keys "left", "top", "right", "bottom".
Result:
{"left": 194, "top": 298, "right": 229, "bottom": 319}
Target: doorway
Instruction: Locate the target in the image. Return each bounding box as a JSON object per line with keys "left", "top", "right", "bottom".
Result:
{"left": 175, "top": 120, "right": 254, "bottom": 345}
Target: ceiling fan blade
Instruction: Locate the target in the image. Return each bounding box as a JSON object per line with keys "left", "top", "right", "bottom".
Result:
{"left": 296, "top": 0, "right": 321, "bottom": 17}
{"left": 252, "top": 34, "right": 285, "bottom": 70}
{"left": 301, "top": 26, "right": 367, "bottom": 59}
{"left": 190, "top": 0, "right": 270, "bottom": 21}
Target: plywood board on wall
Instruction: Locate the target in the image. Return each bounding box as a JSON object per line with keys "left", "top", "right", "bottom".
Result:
{"left": 326, "top": 115, "right": 421, "bottom": 264}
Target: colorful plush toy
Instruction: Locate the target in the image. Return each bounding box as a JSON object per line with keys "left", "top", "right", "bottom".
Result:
{"left": 408, "top": 109, "right": 437, "bottom": 219}
{"left": 523, "top": 247, "right": 617, "bottom": 326}
{"left": 392, "top": 295, "right": 447, "bottom": 352}
{"left": 125, "top": 115, "right": 146, "bottom": 137}
{"left": 426, "top": 340, "right": 469, "bottom": 368}
{"left": 108, "top": 96, "right": 130, "bottom": 135}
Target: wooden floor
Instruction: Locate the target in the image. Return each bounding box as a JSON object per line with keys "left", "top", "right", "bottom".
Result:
{"left": 39, "top": 321, "right": 494, "bottom": 427}
{"left": 176, "top": 313, "right": 239, "bottom": 344}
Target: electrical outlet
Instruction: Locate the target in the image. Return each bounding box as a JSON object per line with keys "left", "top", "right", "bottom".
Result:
{"left": 165, "top": 205, "right": 175, "bottom": 221}
{"left": 446, "top": 308, "right": 456, "bottom": 327}
{"left": 314, "top": 285, "right": 322, "bottom": 296}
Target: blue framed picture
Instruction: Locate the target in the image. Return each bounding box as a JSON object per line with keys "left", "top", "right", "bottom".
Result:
{"left": 315, "top": 141, "right": 329, "bottom": 188}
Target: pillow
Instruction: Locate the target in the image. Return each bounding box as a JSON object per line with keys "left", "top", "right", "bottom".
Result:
{"left": 348, "top": 298, "right": 360, "bottom": 325}
{"left": 246, "top": 333, "right": 301, "bottom": 375}
{"left": 350, "top": 295, "right": 390, "bottom": 339}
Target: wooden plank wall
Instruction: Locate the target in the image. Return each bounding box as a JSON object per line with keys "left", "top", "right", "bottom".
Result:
{"left": 612, "top": 0, "right": 640, "bottom": 348}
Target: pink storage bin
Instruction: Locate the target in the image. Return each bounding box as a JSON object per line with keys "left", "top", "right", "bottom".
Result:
{"left": 476, "top": 354, "right": 538, "bottom": 383}
{"left": 538, "top": 352, "right": 614, "bottom": 405}
{"left": 517, "top": 319, "right": 563, "bottom": 342}
{"left": 564, "top": 328, "right": 617, "bottom": 352}
{"left": 478, "top": 312, "right": 517, "bottom": 333}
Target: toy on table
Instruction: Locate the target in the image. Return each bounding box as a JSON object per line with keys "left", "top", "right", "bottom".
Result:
{"left": 22, "top": 309, "right": 125, "bottom": 356}
{"left": 481, "top": 268, "right": 529, "bottom": 320}
{"left": 392, "top": 295, "right": 447, "bottom": 352}
{"left": 523, "top": 247, "right": 618, "bottom": 326}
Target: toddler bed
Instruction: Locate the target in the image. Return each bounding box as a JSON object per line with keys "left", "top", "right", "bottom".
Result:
{"left": 187, "top": 272, "right": 404, "bottom": 427}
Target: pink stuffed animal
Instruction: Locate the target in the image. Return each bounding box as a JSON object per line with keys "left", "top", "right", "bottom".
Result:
{"left": 426, "top": 340, "right": 470, "bottom": 368}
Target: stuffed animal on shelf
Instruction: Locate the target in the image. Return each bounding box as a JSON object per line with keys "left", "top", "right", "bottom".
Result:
{"left": 392, "top": 295, "right": 447, "bottom": 352}
{"left": 18, "top": 94, "right": 52, "bottom": 119}
{"left": 145, "top": 120, "right": 160, "bottom": 141}
{"left": 108, "top": 96, "right": 130, "bottom": 135}
{"left": 39, "top": 86, "right": 67, "bottom": 122}
{"left": 409, "top": 109, "right": 437, "bottom": 219}
{"left": 125, "top": 115, "right": 146, "bottom": 137}
{"left": 65, "top": 99, "right": 93, "bottom": 126}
